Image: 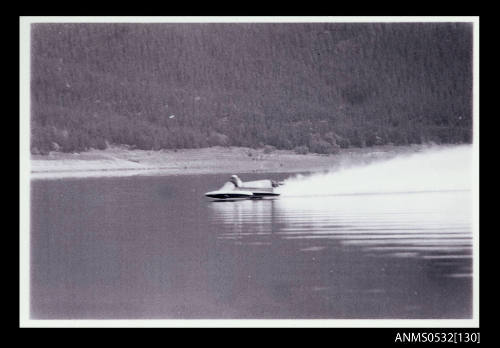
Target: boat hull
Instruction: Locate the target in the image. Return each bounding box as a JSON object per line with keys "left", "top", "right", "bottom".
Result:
{"left": 204, "top": 190, "right": 280, "bottom": 200}
{"left": 250, "top": 191, "right": 280, "bottom": 197}
{"left": 205, "top": 190, "right": 254, "bottom": 199}
{"left": 205, "top": 178, "right": 282, "bottom": 200}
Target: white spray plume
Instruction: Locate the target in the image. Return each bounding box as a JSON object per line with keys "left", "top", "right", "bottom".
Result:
{"left": 278, "top": 145, "right": 472, "bottom": 197}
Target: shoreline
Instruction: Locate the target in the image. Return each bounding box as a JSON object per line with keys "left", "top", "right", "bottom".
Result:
{"left": 30, "top": 144, "right": 450, "bottom": 179}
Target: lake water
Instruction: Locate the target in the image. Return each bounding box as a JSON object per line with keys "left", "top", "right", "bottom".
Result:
{"left": 30, "top": 147, "right": 474, "bottom": 319}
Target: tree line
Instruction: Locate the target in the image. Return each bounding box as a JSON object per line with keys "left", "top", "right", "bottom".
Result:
{"left": 31, "top": 22, "right": 473, "bottom": 154}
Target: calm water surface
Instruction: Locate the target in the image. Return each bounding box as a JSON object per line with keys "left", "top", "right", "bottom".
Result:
{"left": 31, "top": 173, "right": 472, "bottom": 319}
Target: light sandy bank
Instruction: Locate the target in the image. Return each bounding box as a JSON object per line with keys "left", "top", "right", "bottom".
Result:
{"left": 30, "top": 144, "right": 443, "bottom": 179}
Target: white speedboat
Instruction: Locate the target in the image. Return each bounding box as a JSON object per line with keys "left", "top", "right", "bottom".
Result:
{"left": 205, "top": 175, "right": 283, "bottom": 200}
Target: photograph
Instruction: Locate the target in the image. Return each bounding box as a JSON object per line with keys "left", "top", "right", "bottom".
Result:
{"left": 19, "top": 16, "right": 479, "bottom": 328}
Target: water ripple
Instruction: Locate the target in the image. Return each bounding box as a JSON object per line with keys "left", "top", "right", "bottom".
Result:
{"left": 209, "top": 190, "right": 472, "bottom": 274}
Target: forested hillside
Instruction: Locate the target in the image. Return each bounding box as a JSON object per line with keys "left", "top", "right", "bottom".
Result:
{"left": 30, "top": 22, "right": 473, "bottom": 154}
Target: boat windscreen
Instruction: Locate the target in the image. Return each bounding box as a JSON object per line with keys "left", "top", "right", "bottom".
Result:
{"left": 219, "top": 182, "right": 236, "bottom": 191}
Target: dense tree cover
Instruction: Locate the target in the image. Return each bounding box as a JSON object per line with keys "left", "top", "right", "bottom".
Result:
{"left": 31, "top": 23, "right": 473, "bottom": 154}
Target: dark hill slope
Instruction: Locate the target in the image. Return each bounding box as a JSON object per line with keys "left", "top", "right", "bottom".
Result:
{"left": 31, "top": 22, "right": 473, "bottom": 154}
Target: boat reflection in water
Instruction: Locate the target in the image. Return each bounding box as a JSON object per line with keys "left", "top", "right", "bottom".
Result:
{"left": 210, "top": 190, "right": 472, "bottom": 272}
{"left": 208, "top": 189, "right": 472, "bottom": 318}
